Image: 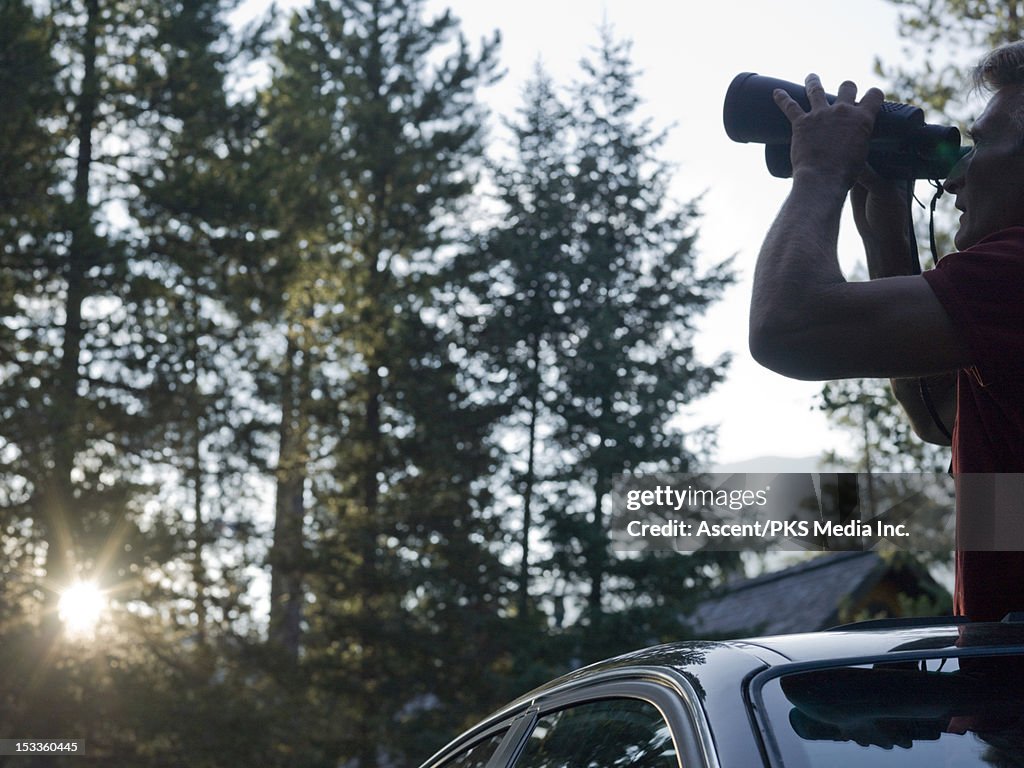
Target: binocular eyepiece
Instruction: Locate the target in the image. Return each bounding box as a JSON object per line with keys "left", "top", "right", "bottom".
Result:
{"left": 723, "top": 72, "right": 964, "bottom": 180}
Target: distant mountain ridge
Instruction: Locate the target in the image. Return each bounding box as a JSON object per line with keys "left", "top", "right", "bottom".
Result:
{"left": 711, "top": 455, "right": 839, "bottom": 474}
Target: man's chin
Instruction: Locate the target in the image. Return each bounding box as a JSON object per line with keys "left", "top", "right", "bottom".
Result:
{"left": 954, "top": 225, "right": 975, "bottom": 251}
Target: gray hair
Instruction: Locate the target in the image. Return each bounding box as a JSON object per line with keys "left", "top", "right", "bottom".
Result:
{"left": 972, "top": 41, "right": 1024, "bottom": 137}
{"left": 973, "top": 41, "right": 1024, "bottom": 91}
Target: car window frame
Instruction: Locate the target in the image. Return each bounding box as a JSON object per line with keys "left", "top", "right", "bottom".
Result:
{"left": 418, "top": 720, "right": 520, "bottom": 768}
{"left": 506, "top": 688, "right": 685, "bottom": 768}
{"left": 419, "top": 668, "right": 721, "bottom": 768}
{"left": 511, "top": 672, "right": 718, "bottom": 768}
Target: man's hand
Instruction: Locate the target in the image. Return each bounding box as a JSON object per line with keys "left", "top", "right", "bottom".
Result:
{"left": 772, "top": 74, "right": 885, "bottom": 188}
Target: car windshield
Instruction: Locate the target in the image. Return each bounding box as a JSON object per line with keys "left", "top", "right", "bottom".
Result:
{"left": 759, "top": 654, "right": 1024, "bottom": 767}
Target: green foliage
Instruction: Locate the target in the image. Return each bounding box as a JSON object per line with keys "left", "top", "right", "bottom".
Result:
{"left": 553, "top": 30, "right": 738, "bottom": 661}
{"left": 818, "top": 378, "right": 951, "bottom": 473}
{"left": 0, "top": 0, "right": 59, "bottom": 227}
{"left": 878, "top": 0, "right": 1024, "bottom": 119}
{"left": 465, "top": 27, "right": 738, "bottom": 667}
{"left": 253, "top": 1, "right": 513, "bottom": 765}
{"left": 0, "top": 4, "right": 740, "bottom": 767}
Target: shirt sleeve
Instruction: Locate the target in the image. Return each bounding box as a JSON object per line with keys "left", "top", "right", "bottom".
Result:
{"left": 922, "top": 227, "right": 1024, "bottom": 387}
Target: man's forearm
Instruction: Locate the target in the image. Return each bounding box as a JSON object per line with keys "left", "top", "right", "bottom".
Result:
{"left": 855, "top": 192, "right": 955, "bottom": 445}
{"left": 749, "top": 77, "right": 967, "bottom": 383}
{"left": 864, "top": 235, "right": 914, "bottom": 279}
{"left": 749, "top": 174, "right": 850, "bottom": 375}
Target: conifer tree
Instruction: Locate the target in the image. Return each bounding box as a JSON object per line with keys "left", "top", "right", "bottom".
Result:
{"left": 877, "top": 0, "right": 1024, "bottom": 120}
{"left": 459, "top": 64, "right": 576, "bottom": 623}
{"left": 553, "top": 28, "right": 737, "bottom": 659}
{"left": 259, "top": 2, "right": 508, "bottom": 764}
{"left": 473, "top": 28, "right": 738, "bottom": 664}
{"left": 0, "top": 0, "right": 62, "bottom": 663}
{"left": 0, "top": 0, "right": 280, "bottom": 759}
{"left": 0, "top": 0, "right": 161, "bottom": 633}
{"left": 123, "top": 0, "right": 266, "bottom": 645}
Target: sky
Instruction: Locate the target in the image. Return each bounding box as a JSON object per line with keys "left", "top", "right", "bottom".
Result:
{"left": 432, "top": 0, "right": 919, "bottom": 468}
{"left": 235, "top": 0, "right": 961, "bottom": 467}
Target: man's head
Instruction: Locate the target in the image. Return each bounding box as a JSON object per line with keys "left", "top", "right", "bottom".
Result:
{"left": 944, "top": 42, "right": 1024, "bottom": 250}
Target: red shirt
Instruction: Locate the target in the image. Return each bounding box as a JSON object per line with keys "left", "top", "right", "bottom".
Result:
{"left": 922, "top": 226, "right": 1024, "bottom": 620}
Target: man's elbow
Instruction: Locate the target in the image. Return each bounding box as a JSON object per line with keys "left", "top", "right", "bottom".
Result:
{"left": 900, "top": 408, "right": 954, "bottom": 446}
{"left": 890, "top": 377, "right": 955, "bottom": 447}
{"left": 748, "top": 321, "right": 821, "bottom": 381}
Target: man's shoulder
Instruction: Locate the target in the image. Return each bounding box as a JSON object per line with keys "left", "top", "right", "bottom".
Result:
{"left": 934, "top": 226, "right": 1024, "bottom": 274}
{"left": 964, "top": 226, "right": 1024, "bottom": 253}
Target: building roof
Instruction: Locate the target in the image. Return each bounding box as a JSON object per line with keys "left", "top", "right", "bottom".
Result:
{"left": 688, "top": 552, "right": 943, "bottom": 638}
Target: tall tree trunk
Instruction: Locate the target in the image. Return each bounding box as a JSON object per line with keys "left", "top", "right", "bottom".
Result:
{"left": 518, "top": 339, "right": 541, "bottom": 618}
{"left": 45, "top": 0, "right": 99, "bottom": 604}
{"left": 188, "top": 295, "right": 209, "bottom": 646}
{"left": 269, "top": 331, "right": 307, "bottom": 662}
{"left": 588, "top": 470, "right": 609, "bottom": 629}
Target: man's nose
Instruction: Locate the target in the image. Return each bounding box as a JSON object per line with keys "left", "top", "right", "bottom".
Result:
{"left": 942, "top": 147, "right": 973, "bottom": 195}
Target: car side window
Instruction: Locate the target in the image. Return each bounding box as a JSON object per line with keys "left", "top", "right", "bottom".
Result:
{"left": 435, "top": 730, "right": 508, "bottom": 768}
{"left": 513, "top": 698, "right": 677, "bottom": 768}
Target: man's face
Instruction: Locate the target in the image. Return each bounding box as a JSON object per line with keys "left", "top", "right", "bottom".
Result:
{"left": 945, "top": 85, "right": 1024, "bottom": 250}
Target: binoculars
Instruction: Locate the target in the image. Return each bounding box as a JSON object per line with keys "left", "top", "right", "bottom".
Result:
{"left": 723, "top": 72, "right": 964, "bottom": 180}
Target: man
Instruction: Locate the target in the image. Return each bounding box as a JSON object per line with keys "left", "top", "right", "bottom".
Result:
{"left": 750, "top": 42, "right": 1024, "bottom": 621}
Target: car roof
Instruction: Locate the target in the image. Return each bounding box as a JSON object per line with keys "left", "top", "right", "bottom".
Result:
{"left": 740, "top": 620, "right": 1024, "bottom": 663}
{"left": 511, "top": 617, "right": 1024, "bottom": 708}
{"left": 423, "top": 619, "right": 1024, "bottom": 768}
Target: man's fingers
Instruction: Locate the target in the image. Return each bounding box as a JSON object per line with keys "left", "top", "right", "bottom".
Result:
{"left": 836, "top": 80, "right": 858, "bottom": 103}
{"left": 772, "top": 88, "right": 806, "bottom": 121}
{"left": 774, "top": 78, "right": 884, "bottom": 124}
{"left": 805, "top": 73, "right": 829, "bottom": 108}
{"left": 856, "top": 162, "right": 885, "bottom": 188}
{"left": 859, "top": 86, "right": 885, "bottom": 115}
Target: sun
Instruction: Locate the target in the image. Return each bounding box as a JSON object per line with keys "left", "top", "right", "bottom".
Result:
{"left": 58, "top": 580, "right": 107, "bottom": 638}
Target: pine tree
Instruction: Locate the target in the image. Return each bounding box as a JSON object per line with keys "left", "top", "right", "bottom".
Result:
{"left": 554, "top": 28, "right": 737, "bottom": 660}
{"left": 458, "top": 64, "right": 576, "bottom": 623}
{"left": 877, "top": 0, "right": 1024, "bottom": 120}
{"left": 0, "top": 0, "right": 162, "bottom": 637}
{"left": 259, "top": 2, "right": 508, "bottom": 764}
{"left": 473, "top": 28, "right": 738, "bottom": 664}
{"left": 818, "top": 378, "right": 951, "bottom": 474}
{"left": 0, "top": 0, "right": 61, "bottom": 499}
{"left": 0, "top": 0, "right": 285, "bottom": 759}
{"left": 122, "top": 0, "right": 268, "bottom": 646}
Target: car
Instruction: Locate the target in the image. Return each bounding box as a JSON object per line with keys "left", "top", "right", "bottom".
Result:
{"left": 416, "top": 616, "right": 1024, "bottom": 768}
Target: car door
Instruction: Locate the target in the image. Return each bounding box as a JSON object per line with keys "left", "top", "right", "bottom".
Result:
{"left": 501, "top": 676, "right": 723, "bottom": 768}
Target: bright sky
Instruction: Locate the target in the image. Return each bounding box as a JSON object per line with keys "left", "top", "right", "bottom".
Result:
{"left": 438, "top": 0, "right": 949, "bottom": 467}
{"left": 237, "top": 0, "right": 958, "bottom": 466}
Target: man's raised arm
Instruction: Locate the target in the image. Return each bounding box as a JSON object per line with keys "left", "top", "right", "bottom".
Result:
{"left": 749, "top": 75, "right": 969, "bottom": 384}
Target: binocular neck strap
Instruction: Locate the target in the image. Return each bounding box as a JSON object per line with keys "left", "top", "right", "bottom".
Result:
{"left": 904, "top": 180, "right": 946, "bottom": 275}
{"left": 912, "top": 178, "right": 954, "bottom": 445}
{"left": 927, "top": 181, "right": 944, "bottom": 267}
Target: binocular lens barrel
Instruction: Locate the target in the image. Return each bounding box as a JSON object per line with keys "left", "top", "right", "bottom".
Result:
{"left": 723, "top": 72, "right": 963, "bottom": 180}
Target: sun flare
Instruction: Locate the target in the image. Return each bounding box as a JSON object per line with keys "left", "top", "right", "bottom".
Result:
{"left": 58, "top": 580, "right": 107, "bottom": 638}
